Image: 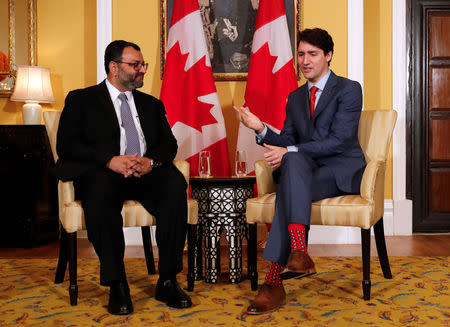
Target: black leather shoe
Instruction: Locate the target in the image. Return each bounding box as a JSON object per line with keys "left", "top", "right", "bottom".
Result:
{"left": 155, "top": 279, "right": 192, "bottom": 309}
{"left": 107, "top": 281, "right": 133, "bottom": 315}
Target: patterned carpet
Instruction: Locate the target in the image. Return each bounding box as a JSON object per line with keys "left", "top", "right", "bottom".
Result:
{"left": 0, "top": 256, "right": 448, "bottom": 326}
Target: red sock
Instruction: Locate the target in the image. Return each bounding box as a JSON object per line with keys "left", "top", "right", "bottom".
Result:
{"left": 264, "top": 262, "right": 283, "bottom": 287}
{"left": 288, "top": 223, "right": 307, "bottom": 253}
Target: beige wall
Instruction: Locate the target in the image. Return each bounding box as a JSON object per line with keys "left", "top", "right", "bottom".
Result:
{"left": 0, "top": 0, "right": 393, "bottom": 197}
{"left": 364, "top": 0, "right": 393, "bottom": 198}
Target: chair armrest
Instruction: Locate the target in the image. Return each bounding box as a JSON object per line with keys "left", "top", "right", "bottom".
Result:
{"left": 174, "top": 160, "right": 190, "bottom": 191}
{"left": 57, "top": 180, "right": 76, "bottom": 224}
{"left": 360, "top": 159, "right": 386, "bottom": 204}
{"left": 59, "top": 180, "right": 76, "bottom": 204}
{"left": 254, "top": 160, "right": 276, "bottom": 196}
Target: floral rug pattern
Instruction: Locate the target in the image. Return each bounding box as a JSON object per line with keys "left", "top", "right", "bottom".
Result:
{"left": 0, "top": 256, "right": 448, "bottom": 326}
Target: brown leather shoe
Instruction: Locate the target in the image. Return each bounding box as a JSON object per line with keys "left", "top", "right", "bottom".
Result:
{"left": 246, "top": 283, "right": 286, "bottom": 315}
{"left": 280, "top": 250, "right": 316, "bottom": 280}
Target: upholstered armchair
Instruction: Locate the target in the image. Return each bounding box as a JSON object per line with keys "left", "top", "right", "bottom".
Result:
{"left": 43, "top": 111, "right": 198, "bottom": 305}
{"left": 246, "top": 110, "right": 397, "bottom": 300}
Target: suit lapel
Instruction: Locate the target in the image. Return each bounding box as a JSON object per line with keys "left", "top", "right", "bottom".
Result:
{"left": 132, "top": 90, "right": 146, "bottom": 120}
{"left": 312, "top": 71, "right": 338, "bottom": 120}
{"left": 96, "top": 81, "right": 120, "bottom": 130}
{"left": 298, "top": 84, "right": 310, "bottom": 119}
{"left": 133, "top": 90, "right": 157, "bottom": 150}
{"left": 295, "top": 84, "right": 313, "bottom": 137}
{"left": 132, "top": 90, "right": 150, "bottom": 136}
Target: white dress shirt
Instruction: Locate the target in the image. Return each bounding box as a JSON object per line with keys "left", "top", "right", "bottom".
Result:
{"left": 105, "top": 79, "right": 147, "bottom": 156}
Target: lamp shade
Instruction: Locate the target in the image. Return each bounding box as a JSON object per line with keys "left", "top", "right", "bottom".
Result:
{"left": 10, "top": 65, "right": 55, "bottom": 103}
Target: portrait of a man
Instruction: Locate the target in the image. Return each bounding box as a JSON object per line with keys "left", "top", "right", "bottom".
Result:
{"left": 163, "top": 0, "right": 297, "bottom": 79}
{"left": 199, "top": 0, "right": 258, "bottom": 73}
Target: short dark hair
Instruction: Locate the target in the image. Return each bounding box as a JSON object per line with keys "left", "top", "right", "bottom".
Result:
{"left": 104, "top": 40, "right": 141, "bottom": 74}
{"left": 298, "top": 28, "right": 334, "bottom": 65}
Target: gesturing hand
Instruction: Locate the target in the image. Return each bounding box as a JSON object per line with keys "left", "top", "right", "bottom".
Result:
{"left": 263, "top": 144, "right": 288, "bottom": 169}
{"left": 233, "top": 106, "right": 265, "bottom": 134}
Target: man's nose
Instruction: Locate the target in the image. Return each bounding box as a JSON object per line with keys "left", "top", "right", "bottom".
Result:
{"left": 303, "top": 54, "right": 311, "bottom": 65}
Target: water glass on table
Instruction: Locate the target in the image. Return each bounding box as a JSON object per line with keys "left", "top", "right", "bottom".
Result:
{"left": 199, "top": 150, "right": 211, "bottom": 177}
{"left": 235, "top": 150, "right": 247, "bottom": 177}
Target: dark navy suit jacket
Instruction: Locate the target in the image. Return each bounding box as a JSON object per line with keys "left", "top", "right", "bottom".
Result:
{"left": 259, "top": 70, "right": 366, "bottom": 193}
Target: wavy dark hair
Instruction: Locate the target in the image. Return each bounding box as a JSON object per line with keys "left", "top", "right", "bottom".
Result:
{"left": 104, "top": 40, "right": 140, "bottom": 74}
{"left": 298, "top": 28, "right": 334, "bottom": 65}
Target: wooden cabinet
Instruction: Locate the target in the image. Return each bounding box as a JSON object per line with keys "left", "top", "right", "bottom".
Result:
{"left": 0, "top": 125, "right": 58, "bottom": 247}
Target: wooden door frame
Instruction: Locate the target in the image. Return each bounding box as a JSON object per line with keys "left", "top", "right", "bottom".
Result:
{"left": 407, "top": 0, "right": 450, "bottom": 232}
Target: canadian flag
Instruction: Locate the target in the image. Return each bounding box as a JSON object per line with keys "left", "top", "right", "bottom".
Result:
{"left": 236, "top": 0, "right": 298, "bottom": 174}
{"left": 160, "top": 0, "right": 230, "bottom": 177}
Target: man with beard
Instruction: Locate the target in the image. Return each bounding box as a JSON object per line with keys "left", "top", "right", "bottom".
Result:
{"left": 55, "top": 40, "right": 191, "bottom": 315}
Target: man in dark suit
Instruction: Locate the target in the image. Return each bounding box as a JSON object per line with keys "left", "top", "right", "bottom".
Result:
{"left": 55, "top": 40, "right": 192, "bottom": 315}
{"left": 236, "top": 28, "right": 365, "bottom": 314}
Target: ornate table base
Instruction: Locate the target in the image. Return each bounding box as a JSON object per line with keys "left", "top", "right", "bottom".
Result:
{"left": 190, "top": 177, "right": 255, "bottom": 283}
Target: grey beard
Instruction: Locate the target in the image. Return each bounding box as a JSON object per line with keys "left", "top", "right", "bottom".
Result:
{"left": 126, "top": 80, "right": 143, "bottom": 89}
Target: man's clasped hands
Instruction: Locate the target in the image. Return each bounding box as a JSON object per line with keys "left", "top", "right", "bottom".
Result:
{"left": 106, "top": 154, "right": 152, "bottom": 178}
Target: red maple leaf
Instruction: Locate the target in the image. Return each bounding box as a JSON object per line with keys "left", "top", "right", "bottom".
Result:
{"left": 244, "top": 42, "right": 297, "bottom": 130}
{"left": 161, "top": 42, "right": 218, "bottom": 132}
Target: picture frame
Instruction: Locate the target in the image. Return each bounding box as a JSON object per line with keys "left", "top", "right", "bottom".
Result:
{"left": 160, "top": 0, "right": 300, "bottom": 81}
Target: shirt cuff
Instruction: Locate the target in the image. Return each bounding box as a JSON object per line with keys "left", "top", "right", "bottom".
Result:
{"left": 287, "top": 145, "right": 299, "bottom": 152}
{"left": 255, "top": 125, "right": 268, "bottom": 142}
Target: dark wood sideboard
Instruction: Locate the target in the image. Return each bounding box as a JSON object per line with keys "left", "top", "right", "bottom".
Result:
{"left": 0, "top": 125, "right": 58, "bottom": 247}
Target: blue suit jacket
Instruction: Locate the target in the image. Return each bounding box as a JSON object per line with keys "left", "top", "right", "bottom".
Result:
{"left": 259, "top": 71, "right": 366, "bottom": 193}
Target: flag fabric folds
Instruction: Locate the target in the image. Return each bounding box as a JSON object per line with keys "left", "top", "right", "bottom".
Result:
{"left": 160, "top": 0, "right": 230, "bottom": 177}
{"left": 236, "top": 0, "right": 298, "bottom": 174}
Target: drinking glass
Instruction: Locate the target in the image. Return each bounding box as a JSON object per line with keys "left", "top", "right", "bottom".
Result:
{"left": 199, "top": 150, "right": 211, "bottom": 177}
{"left": 235, "top": 150, "right": 247, "bottom": 177}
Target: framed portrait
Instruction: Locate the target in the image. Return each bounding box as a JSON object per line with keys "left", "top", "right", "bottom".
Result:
{"left": 160, "top": 0, "right": 300, "bottom": 81}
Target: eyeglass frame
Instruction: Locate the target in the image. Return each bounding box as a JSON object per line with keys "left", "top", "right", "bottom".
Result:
{"left": 113, "top": 60, "right": 149, "bottom": 71}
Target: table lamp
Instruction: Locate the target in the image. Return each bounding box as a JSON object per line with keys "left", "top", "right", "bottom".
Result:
{"left": 10, "top": 65, "right": 55, "bottom": 125}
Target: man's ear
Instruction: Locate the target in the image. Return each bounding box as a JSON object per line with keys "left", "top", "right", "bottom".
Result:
{"left": 326, "top": 51, "right": 333, "bottom": 64}
{"left": 109, "top": 61, "right": 117, "bottom": 75}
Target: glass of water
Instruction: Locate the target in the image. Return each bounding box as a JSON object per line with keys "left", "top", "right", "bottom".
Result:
{"left": 235, "top": 150, "right": 247, "bottom": 177}
{"left": 199, "top": 150, "right": 211, "bottom": 177}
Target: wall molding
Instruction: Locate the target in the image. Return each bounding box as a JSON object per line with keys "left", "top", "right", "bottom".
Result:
{"left": 392, "top": 0, "right": 413, "bottom": 235}
{"left": 347, "top": 0, "right": 364, "bottom": 91}
{"left": 96, "top": 0, "right": 112, "bottom": 83}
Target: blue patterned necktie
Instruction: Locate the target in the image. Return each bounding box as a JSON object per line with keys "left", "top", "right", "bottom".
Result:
{"left": 118, "top": 93, "right": 141, "bottom": 156}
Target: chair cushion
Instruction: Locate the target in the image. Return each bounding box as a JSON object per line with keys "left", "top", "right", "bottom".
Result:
{"left": 310, "top": 195, "right": 375, "bottom": 229}
{"left": 246, "top": 193, "right": 377, "bottom": 230}
{"left": 61, "top": 199, "right": 198, "bottom": 233}
{"left": 246, "top": 193, "right": 276, "bottom": 224}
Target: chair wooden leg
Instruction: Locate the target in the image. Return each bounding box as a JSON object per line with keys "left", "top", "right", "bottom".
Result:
{"left": 54, "top": 227, "right": 69, "bottom": 284}
{"left": 374, "top": 217, "right": 393, "bottom": 279}
{"left": 67, "top": 231, "right": 78, "bottom": 306}
{"left": 361, "top": 228, "right": 371, "bottom": 300}
{"left": 247, "top": 223, "right": 258, "bottom": 291}
{"left": 141, "top": 226, "right": 156, "bottom": 275}
{"left": 187, "top": 224, "right": 197, "bottom": 291}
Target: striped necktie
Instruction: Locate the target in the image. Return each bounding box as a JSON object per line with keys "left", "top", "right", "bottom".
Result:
{"left": 118, "top": 93, "right": 141, "bottom": 156}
